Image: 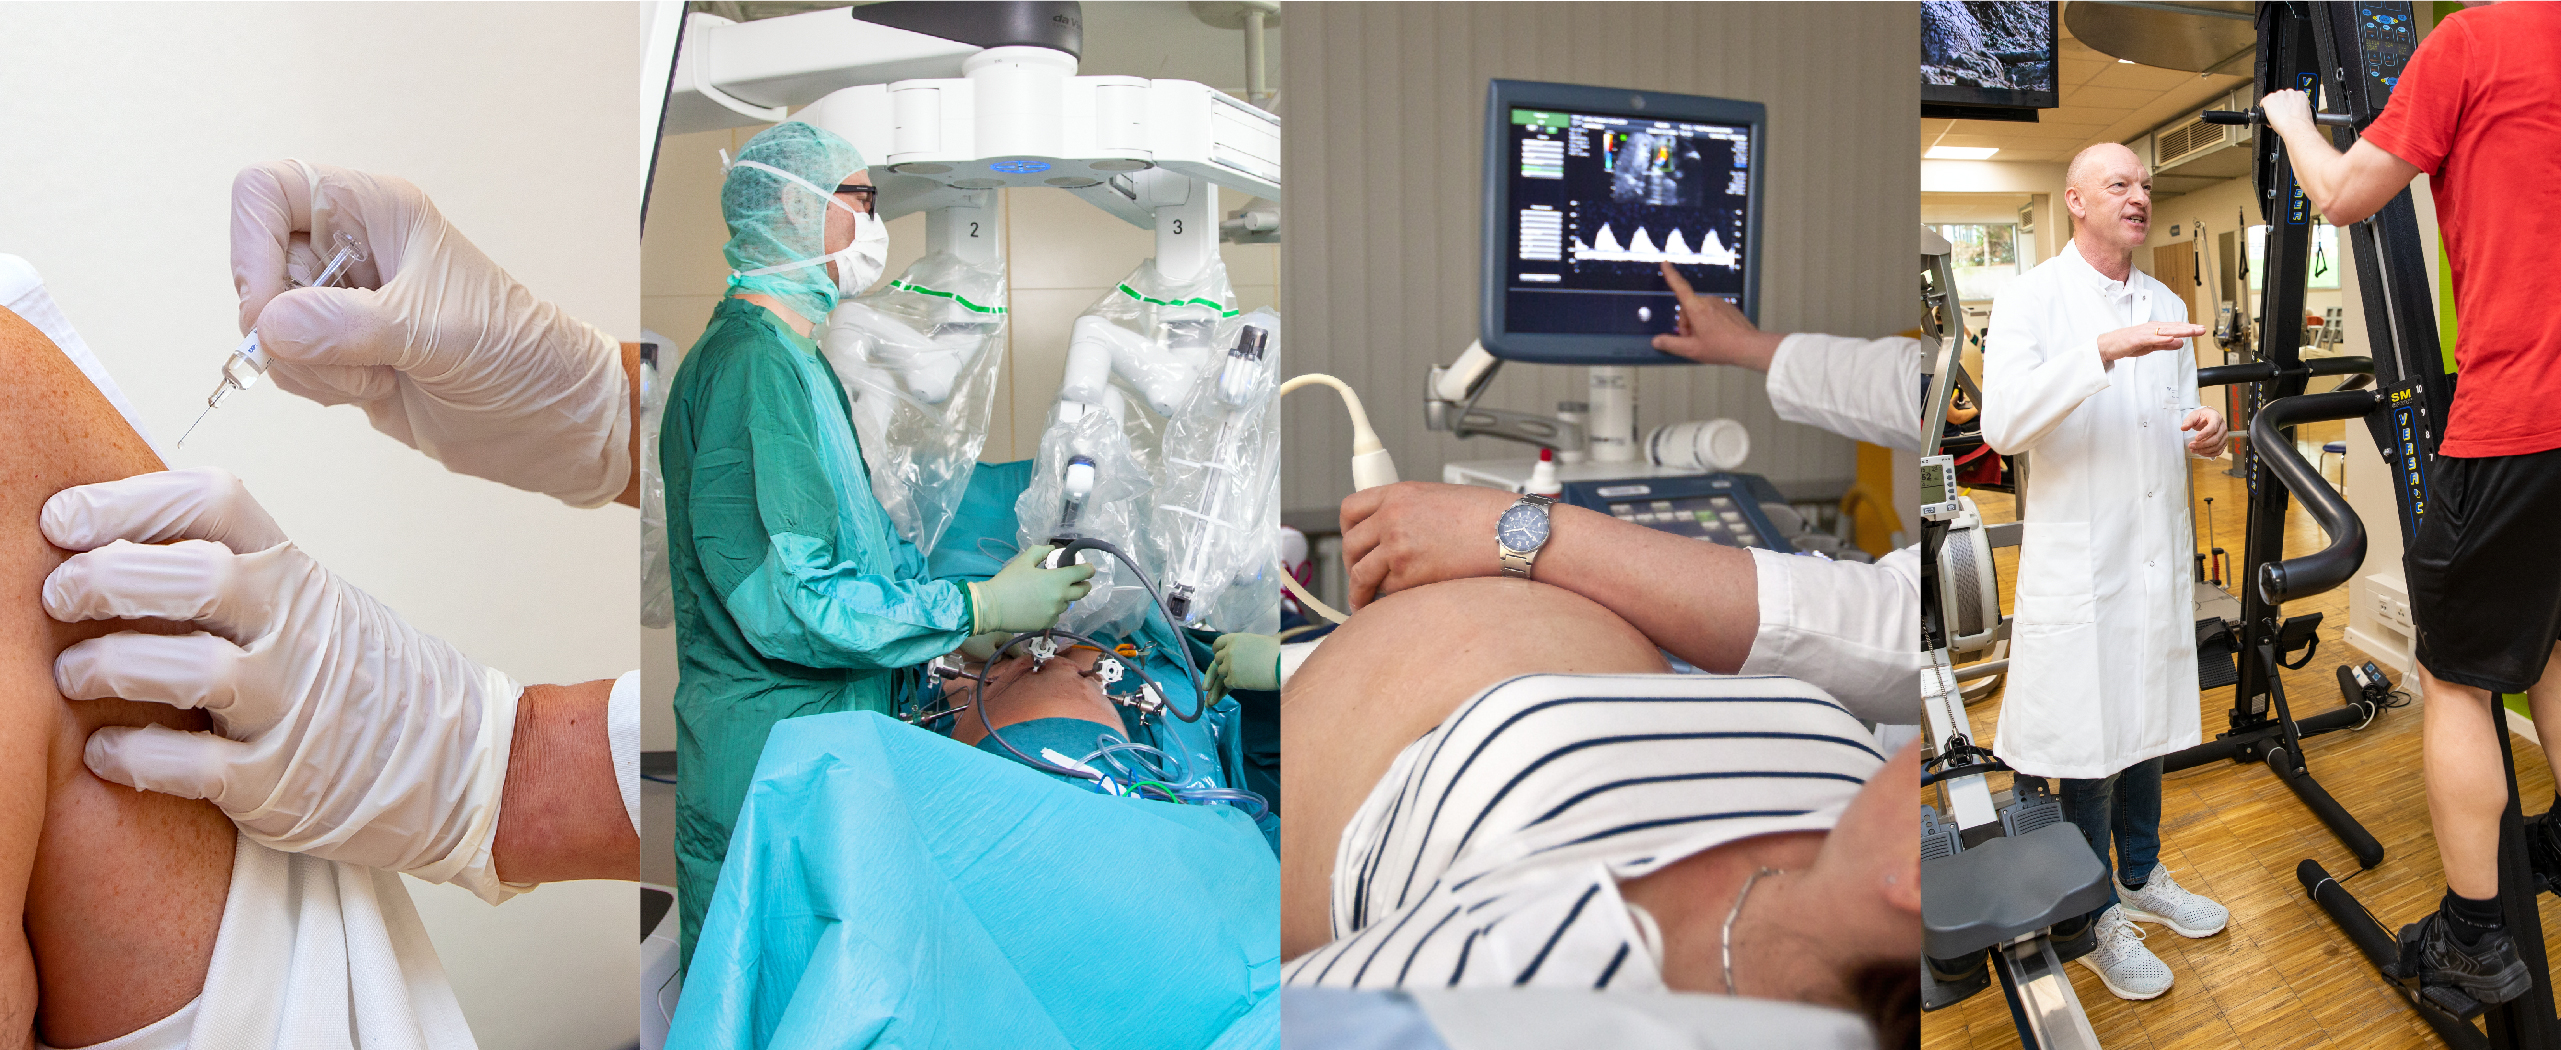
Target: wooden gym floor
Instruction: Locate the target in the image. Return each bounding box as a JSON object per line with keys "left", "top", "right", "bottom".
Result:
{"left": 1925, "top": 447, "right": 2561, "bottom": 1050}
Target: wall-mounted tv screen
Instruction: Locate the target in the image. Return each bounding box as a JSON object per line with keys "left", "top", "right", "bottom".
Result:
{"left": 1922, "top": 1, "right": 2060, "bottom": 120}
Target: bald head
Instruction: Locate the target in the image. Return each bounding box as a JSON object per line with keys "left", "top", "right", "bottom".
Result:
{"left": 2066, "top": 143, "right": 2143, "bottom": 194}
{"left": 2064, "top": 142, "right": 2154, "bottom": 262}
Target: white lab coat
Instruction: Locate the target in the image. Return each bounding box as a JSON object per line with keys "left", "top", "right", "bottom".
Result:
{"left": 1979, "top": 243, "right": 2203, "bottom": 780}
{"left": 1737, "top": 332, "right": 1924, "bottom": 724}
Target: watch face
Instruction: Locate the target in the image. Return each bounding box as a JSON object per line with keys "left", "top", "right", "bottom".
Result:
{"left": 1498, "top": 503, "right": 1551, "bottom": 551}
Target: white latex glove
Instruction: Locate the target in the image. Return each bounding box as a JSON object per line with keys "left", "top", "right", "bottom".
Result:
{"left": 232, "top": 160, "right": 632, "bottom": 507}
{"left": 42, "top": 467, "right": 529, "bottom": 903}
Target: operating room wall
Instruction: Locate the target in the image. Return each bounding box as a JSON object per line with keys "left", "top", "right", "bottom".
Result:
{"left": 1279, "top": 2, "right": 1922, "bottom": 514}
{"left": 0, "top": 5, "right": 637, "bottom": 1048}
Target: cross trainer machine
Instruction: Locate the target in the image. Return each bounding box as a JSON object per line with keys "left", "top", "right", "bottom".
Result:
{"left": 1920, "top": 228, "right": 2113, "bottom": 1050}
{"left": 2195, "top": 4, "right": 2556, "bottom": 1046}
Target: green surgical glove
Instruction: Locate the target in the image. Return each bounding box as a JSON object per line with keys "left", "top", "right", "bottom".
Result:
{"left": 958, "top": 631, "right": 1016, "bottom": 663}
{"left": 1206, "top": 632, "right": 1283, "bottom": 705}
{"left": 967, "top": 545, "right": 1095, "bottom": 634}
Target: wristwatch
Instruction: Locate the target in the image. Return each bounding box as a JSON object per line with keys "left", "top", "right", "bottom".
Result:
{"left": 1496, "top": 494, "right": 1557, "bottom": 579}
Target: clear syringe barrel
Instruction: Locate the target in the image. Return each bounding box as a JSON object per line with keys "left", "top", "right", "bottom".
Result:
{"left": 219, "top": 237, "right": 367, "bottom": 400}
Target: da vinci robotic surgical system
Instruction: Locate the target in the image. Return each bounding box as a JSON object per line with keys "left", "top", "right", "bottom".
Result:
{"left": 649, "top": 2, "right": 1286, "bottom": 629}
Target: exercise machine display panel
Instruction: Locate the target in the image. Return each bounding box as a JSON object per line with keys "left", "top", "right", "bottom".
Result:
{"left": 1480, "top": 79, "right": 1765, "bottom": 364}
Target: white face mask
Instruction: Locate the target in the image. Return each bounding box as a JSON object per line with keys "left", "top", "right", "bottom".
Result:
{"left": 830, "top": 210, "right": 890, "bottom": 298}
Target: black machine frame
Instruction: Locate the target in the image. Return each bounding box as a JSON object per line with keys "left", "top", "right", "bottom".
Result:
{"left": 2191, "top": 4, "right": 2551, "bottom": 1048}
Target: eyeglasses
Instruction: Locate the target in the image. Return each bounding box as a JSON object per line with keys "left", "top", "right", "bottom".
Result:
{"left": 836, "top": 184, "right": 879, "bottom": 216}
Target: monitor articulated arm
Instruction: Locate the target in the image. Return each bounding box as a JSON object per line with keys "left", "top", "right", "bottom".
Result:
{"left": 1423, "top": 342, "right": 1591, "bottom": 453}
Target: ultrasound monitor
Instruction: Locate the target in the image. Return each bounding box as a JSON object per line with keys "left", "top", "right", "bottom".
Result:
{"left": 1480, "top": 79, "right": 1765, "bottom": 365}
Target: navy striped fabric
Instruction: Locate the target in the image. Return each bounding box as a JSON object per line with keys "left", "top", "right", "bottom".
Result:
{"left": 1284, "top": 674, "right": 1881, "bottom": 991}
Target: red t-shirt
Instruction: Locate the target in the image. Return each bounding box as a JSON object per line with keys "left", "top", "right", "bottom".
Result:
{"left": 2359, "top": 2, "right": 2561, "bottom": 458}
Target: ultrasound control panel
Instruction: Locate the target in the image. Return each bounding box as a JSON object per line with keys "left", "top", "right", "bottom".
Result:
{"left": 1557, "top": 472, "right": 1796, "bottom": 554}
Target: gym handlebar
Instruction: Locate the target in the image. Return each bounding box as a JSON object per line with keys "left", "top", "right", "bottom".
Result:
{"left": 2251, "top": 390, "right": 2379, "bottom": 605}
{"left": 2197, "top": 356, "right": 2373, "bottom": 389}
{"left": 2203, "top": 108, "right": 2359, "bottom": 128}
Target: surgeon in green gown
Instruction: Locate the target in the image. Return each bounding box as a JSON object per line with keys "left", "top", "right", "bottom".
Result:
{"left": 660, "top": 120, "right": 1095, "bottom": 967}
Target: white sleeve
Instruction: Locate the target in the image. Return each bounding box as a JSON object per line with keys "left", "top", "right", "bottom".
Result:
{"left": 1737, "top": 545, "right": 1923, "bottom": 725}
{"left": 1978, "top": 288, "right": 2111, "bottom": 455}
{"left": 609, "top": 669, "right": 641, "bottom": 835}
{"left": 1764, "top": 333, "right": 1924, "bottom": 451}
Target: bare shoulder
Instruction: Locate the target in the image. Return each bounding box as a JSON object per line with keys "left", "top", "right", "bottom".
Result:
{"left": 0, "top": 306, "right": 230, "bottom": 1049}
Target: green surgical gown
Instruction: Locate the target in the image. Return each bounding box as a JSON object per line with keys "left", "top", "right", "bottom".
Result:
{"left": 662, "top": 297, "right": 976, "bottom": 969}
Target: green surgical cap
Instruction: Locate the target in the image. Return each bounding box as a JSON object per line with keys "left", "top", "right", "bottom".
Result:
{"left": 723, "top": 121, "right": 868, "bottom": 325}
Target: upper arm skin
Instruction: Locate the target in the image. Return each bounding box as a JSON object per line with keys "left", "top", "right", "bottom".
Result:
{"left": 2315, "top": 139, "right": 2426, "bottom": 226}
{"left": 0, "top": 308, "right": 231, "bottom": 1049}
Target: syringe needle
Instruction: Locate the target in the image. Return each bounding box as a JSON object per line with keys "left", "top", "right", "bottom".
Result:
{"left": 176, "top": 402, "right": 215, "bottom": 448}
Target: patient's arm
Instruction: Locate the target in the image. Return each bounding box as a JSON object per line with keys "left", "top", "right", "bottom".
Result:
{"left": 0, "top": 307, "right": 232, "bottom": 1049}
{"left": 1340, "top": 482, "right": 1761, "bottom": 673}
{"left": 1279, "top": 577, "right": 1670, "bottom": 958}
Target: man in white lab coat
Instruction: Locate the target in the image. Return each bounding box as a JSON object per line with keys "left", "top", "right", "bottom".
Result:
{"left": 1979, "top": 143, "right": 2232, "bottom": 1002}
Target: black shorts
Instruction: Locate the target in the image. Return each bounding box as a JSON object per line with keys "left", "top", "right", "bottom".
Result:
{"left": 2409, "top": 445, "right": 2561, "bottom": 694}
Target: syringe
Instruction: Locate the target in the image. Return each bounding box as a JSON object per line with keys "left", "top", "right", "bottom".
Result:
{"left": 176, "top": 233, "right": 368, "bottom": 447}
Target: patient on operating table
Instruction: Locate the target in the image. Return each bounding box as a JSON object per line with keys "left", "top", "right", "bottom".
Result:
{"left": 937, "top": 644, "right": 1128, "bottom": 753}
{"left": 0, "top": 306, "right": 231, "bottom": 1049}
{"left": 1282, "top": 577, "right": 1920, "bottom": 1045}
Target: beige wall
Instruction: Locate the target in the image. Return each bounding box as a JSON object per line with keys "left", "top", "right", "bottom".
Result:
{"left": 1280, "top": 2, "right": 1922, "bottom": 512}
{"left": 1925, "top": 159, "right": 2068, "bottom": 264}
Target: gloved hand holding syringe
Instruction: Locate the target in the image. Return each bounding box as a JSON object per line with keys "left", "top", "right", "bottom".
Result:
{"left": 176, "top": 230, "right": 366, "bottom": 447}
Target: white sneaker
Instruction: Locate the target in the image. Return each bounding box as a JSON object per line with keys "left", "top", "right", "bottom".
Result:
{"left": 2116, "top": 865, "right": 2229, "bottom": 938}
{"left": 2076, "top": 905, "right": 2175, "bottom": 1000}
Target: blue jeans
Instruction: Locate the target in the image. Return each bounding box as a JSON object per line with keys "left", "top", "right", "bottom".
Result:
{"left": 2061, "top": 757, "right": 2164, "bottom": 920}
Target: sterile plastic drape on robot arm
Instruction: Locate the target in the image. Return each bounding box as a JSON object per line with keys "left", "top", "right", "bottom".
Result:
{"left": 1073, "top": 251, "right": 1246, "bottom": 417}
{"left": 820, "top": 250, "right": 1008, "bottom": 556}
{"left": 1018, "top": 380, "right": 1160, "bottom": 640}
{"left": 1155, "top": 310, "right": 1283, "bottom": 632}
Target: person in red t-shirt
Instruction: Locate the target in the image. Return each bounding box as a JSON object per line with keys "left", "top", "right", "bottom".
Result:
{"left": 2263, "top": 0, "right": 2561, "bottom": 1005}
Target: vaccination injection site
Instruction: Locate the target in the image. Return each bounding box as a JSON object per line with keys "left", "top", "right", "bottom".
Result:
{"left": 1919, "top": 2, "right": 2561, "bottom": 1050}
{"left": 641, "top": 1, "right": 1925, "bottom": 1048}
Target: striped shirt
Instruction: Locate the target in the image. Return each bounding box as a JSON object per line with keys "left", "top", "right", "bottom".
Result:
{"left": 1284, "top": 673, "right": 1883, "bottom": 991}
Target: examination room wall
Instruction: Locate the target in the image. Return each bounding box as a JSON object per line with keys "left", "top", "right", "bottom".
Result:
{"left": 1278, "top": 1, "right": 1923, "bottom": 514}
{"left": 0, "top": 5, "right": 640, "bottom": 1048}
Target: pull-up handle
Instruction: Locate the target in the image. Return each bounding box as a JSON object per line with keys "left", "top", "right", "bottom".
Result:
{"left": 2204, "top": 108, "right": 2359, "bottom": 128}
{"left": 2253, "top": 389, "right": 2380, "bottom": 605}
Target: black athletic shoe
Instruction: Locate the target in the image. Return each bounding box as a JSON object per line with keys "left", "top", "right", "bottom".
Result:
{"left": 2391, "top": 912, "right": 2532, "bottom": 1009}
{"left": 2530, "top": 810, "right": 2561, "bottom": 897}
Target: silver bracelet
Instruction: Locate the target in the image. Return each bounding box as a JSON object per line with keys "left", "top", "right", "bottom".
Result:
{"left": 1722, "top": 866, "right": 1784, "bottom": 995}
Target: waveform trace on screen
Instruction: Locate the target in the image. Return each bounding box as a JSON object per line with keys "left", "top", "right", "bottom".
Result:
{"left": 1572, "top": 224, "right": 1740, "bottom": 268}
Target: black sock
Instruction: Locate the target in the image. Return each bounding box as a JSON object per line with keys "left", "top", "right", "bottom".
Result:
{"left": 2121, "top": 869, "right": 2148, "bottom": 891}
{"left": 2444, "top": 889, "right": 2503, "bottom": 947}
